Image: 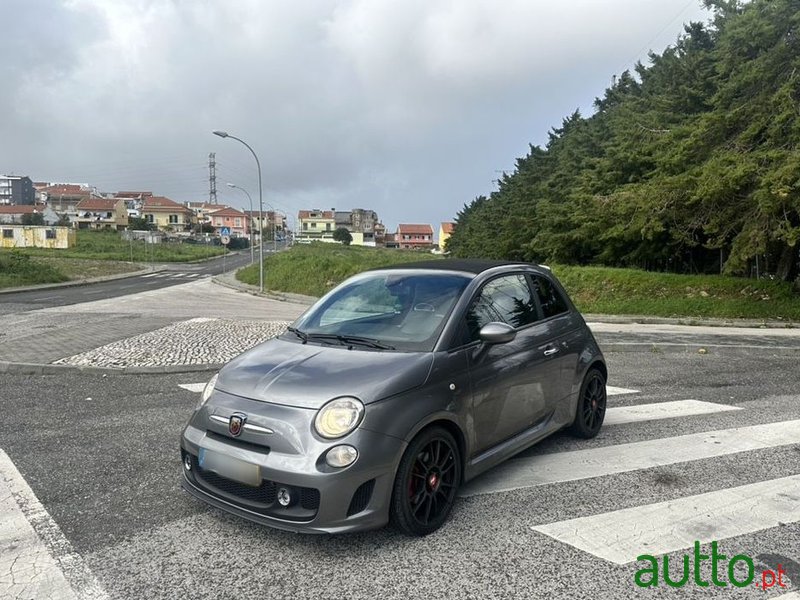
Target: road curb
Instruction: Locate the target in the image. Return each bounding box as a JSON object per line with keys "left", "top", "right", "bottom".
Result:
{"left": 0, "top": 361, "right": 223, "bottom": 375}
{"left": 0, "top": 266, "right": 164, "bottom": 295}
{"left": 584, "top": 313, "right": 796, "bottom": 329}
{"left": 211, "top": 273, "right": 315, "bottom": 305}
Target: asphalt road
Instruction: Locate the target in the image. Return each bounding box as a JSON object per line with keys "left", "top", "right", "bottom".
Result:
{"left": 1, "top": 351, "right": 798, "bottom": 599}
{"left": 0, "top": 248, "right": 259, "bottom": 313}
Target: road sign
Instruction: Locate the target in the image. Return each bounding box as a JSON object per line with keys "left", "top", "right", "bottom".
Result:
{"left": 221, "top": 235, "right": 231, "bottom": 245}
{"left": 219, "top": 227, "right": 230, "bottom": 237}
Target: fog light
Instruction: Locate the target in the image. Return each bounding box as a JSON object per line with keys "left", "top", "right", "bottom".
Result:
{"left": 183, "top": 455, "right": 192, "bottom": 471}
{"left": 277, "top": 487, "right": 292, "bottom": 507}
{"left": 325, "top": 445, "right": 358, "bottom": 468}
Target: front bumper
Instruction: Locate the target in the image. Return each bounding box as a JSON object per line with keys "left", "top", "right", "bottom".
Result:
{"left": 180, "top": 421, "right": 407, "bottom": 534}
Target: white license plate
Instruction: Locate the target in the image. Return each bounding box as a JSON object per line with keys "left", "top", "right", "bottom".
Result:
{"left": 198, "top": 448, "right": 261, "bottom": 487}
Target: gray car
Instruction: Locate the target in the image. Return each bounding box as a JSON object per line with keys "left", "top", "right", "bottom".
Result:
{"left": 180, "top": 259, "right": 607, "bottom": 536}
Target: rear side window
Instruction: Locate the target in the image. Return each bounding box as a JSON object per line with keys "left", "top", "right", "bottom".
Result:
{"left": 532, "top": 276, "right": 569, "bottom": 318}
{"left": 466, "top": 274, "right": 538, "bottom": 340}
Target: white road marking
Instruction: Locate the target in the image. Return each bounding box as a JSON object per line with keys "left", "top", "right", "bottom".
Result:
{"left": 37, "top": 296, "right": 62, "bottom": 301}
{"left": 185, "top": 273, "right": 201, "bottom": 278}
{"left": 531, "top": 474, "right": 800, "bottom": 564}
{"left": 178, "top": 383, "right": 207, "bottom": 393}
{"left": 169, "top": 273, "right": 187, "bottom": 278}
{"left": 459, "top": 419, "right": 800, "bottom": 497}
{"left": 604, "top": 400, "right": 741, "bottom": 426}
{"left": 606, "top": 386, "right": 639, "bottom": 396}
{"left": 153, "top": 274, "right": 170, "bottom": 278}
{"left": 0, "top": 449, "right": 108, "bottom": 599}
{"left": 140, "top": 273, "right": 159, "bottom": 278}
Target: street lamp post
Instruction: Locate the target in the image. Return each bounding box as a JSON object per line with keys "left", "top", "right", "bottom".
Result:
{"left": 213, "top": 129, "right": 264, "bottom": 293}
{"left": 226, "top": 183, "right": 255, "bottom": 265}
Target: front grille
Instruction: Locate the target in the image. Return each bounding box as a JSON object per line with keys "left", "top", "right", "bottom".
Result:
{"left": 347, "top": 479, "right": 375, "bottom": 516}
{"left": 301, "top": 487, "right": 321, "bottom": 510}
{"left": 184, "top": 452, "right": 319, "bottom": 522}
{"left": 194, "top": 461, "right": 277, "bottom": 504}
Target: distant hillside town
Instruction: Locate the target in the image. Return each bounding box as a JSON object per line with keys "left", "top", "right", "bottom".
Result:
{"left": 0, "top": 174, "right": 455, "bottom": 250}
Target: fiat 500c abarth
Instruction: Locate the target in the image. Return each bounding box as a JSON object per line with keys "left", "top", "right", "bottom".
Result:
{"left": 180, "top": 259, "right": 607, "bottom": 536}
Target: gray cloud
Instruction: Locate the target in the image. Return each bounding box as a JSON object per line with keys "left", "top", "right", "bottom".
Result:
{"left": 1, "top": 0, "right": 711, "bottom": 229}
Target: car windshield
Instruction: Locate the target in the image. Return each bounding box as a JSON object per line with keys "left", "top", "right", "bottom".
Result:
{"left": 288, "top": 271, "right": 471, "bottom": 352}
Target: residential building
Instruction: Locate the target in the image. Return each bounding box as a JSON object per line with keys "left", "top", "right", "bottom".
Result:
{"left": 0, "top": 175, "right": 35, "bottom": 205}
{"left": 74, "top": 198, "right": 128, "bottom": 230}
{"left": 384, "top": 232, "right": 399, "bottom": 249}
{"left": 329, "top": 208, "right": 381, "bottom": 246}
{"left": 297, "top": 209, "right": 336, "bottom": 243}
{"left": 209, "top": 206, "right": 249, "bottom": 237}
{"left": 0, "top": 205, "right": 59, "bottom": 225}
{"left": 243, "top": 210, "right": 286, "bottom": 238}
{"left": 335, "top": 211, "right": 352, "bottom": 231}
{"left": 186, "top": 202, "right": 222, "bottom": 228}
{"left": 141, "top": 196, "right": 193, "bottom": 231}
{"left": 0, "top": 225, "right": 75, "bottom": 249}
{"left": 374, "top": 222, "right": 386, "bottom": 246}
{"left": 397, "top": 223, "right": 434, "bottom": 249}
{"left": 38, "top": 184, "right": 94, "bottom": 216}
{"left": 439, "top": 222, "right": 456, "bottom": 250}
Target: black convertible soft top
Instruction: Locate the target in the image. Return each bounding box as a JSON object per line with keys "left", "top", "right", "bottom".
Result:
{"left": 372, "top": 258, "right": 537, "bottom": 275}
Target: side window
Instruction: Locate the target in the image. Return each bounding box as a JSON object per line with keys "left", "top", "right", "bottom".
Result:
{"left": 532, "top": 276, "right": 569, "bottom": 318}
{"left": 466, "top": 274, "right": 538, "bottom": 341}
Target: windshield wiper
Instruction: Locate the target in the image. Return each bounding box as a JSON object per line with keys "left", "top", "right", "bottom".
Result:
{"left": 286, "top": 326, "right": 308, "bottom": 342}
{"left": 305, "top": 333, "right": 395, "bottom": 350}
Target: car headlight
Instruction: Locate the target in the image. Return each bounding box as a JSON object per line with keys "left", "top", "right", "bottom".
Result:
{"left": 314, "top": 397, "right": 364, "bottom": 439}
{"left": 197, "top": 373, "right": 218, "bottom": 409}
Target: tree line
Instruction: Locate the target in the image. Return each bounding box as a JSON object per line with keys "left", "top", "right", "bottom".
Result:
{"left": 447, "top": 0, "right": 800, "bottom": 282}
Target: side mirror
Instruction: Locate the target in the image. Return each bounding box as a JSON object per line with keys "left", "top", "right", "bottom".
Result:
{"left": 479, "top": 322, "right": 516, "bottom": 344}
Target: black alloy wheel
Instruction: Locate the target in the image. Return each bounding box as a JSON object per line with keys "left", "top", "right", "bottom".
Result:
{"left": 570, "top": 368, "right": 607, "bottom": 438}
{"left": 390, "top": 427, "right": 461, "bottom": 536}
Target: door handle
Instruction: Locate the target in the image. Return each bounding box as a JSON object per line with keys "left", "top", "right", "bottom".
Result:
{"left": 544, "top": 347, "right": 559, "bottom": 356}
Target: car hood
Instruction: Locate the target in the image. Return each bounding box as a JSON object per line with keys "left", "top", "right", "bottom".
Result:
{"left": 215, "top": 338, "right": 434, "bottom": 409}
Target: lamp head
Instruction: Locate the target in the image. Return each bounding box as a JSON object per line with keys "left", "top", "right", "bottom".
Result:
{"left": 212, "top": 130, "right": 229, "bottom": 138}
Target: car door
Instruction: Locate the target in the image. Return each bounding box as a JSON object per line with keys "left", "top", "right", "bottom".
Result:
{"left": 461, "top": 273, "right": 560, "bottom": 454}
{"left": 529, "top": 274, "right": 585, "bottom": 421}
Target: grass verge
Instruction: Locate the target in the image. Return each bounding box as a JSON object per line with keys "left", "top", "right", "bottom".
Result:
{"left": 238, "top": 244, "right": 800, "bottom": 321}
{"left": 0, "top": 253, "right": 142, "bottom": 289}
{"left": 2, "top": 230, "right": 226, "bottom": 262}
{"left": 0, "top": 252, "right": 69, "bottom": 288}
{"left": 552, "top": 265, "right": 800, "bottom": 321}
{"left": 237, "top": 243, "right": 436, "bottom": 296}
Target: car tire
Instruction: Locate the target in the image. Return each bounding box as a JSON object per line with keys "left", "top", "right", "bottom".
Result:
{"left": 569, "top": 368, "right": 607, "bottom": 439}
{"left": 390, "top": 426, "right": 462, "bottom": 536}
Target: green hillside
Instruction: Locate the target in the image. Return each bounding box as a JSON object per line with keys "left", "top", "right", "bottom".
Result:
{"left": 447, "top": 0, "right": 800, "bottom": 285}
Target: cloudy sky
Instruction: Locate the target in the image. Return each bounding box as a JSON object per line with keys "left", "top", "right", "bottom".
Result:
{"left": 1, "top": 0, "right": 711, "bottom": 231}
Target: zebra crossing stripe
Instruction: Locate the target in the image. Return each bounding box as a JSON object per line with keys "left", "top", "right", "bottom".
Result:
{"left": 178, "top": 383, "right": 207, "bottom": 393}
{"left": 140, "top": 273, "right": 159, "bottom": 278}
{"left": 185, "top": 273, "right": 201, "bottom": 278}
{"left": 458, "top": 419, "right": 800, "bottom": 497}
{"left": 604, "top": 399, "right": 741, "bottom": 426}
{"left": 169, "top": 273, "right": 187, "bottom": 278}
{"left": 531, "top": 473, "right": 800, "bottom": 564}
{"left": 606, "top": 386, "right": 639, "bottom": 396}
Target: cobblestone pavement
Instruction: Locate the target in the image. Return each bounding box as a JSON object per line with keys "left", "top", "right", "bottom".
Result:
{"left": 0, "top": 311, "right": 176, "bottom": 363}
{"left": 54, "top": 318, "right": 291, "bottom": 367}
